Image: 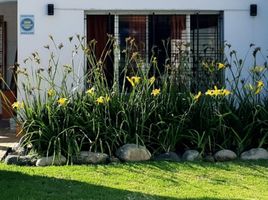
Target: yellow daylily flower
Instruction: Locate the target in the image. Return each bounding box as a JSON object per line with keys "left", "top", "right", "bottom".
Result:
{"left": 86, "top": 87, "right": 95, "bottom": 96}
{"left": 251, "top": 66, "right": 265, "bottom": 73}
{"left": 193, "top": 91, "right": 202, "bottom": 101}
{"left": 205, "top": 86, "right": 231, "bottom": 97}
{"left": 257, "top": 80, "right": 264, "bottom": 88}
{"left": 217, "top": 63, "right": 225, "bottom": 70}
{"left": 132, "top": 76, "right": 141, "bottom": 85}
{"left": 96, "top": 95, "right": 110, "bottom": 105}
{"left": 96, "top": 96, "right": 105, "bottom": 104}
{"left": 126, "top": 76, "right": 135, "bottom": 87}
{"left": 211, "top": 86, "right": 221, "bottom": 96}
{"left": 12, "top": 101, "right": 24, "bottom": 110}
{"left": 205, "top": 89, "right": 214, "bottom": 96}
{"left": 149, "top": 76, "right": 156, "bottom": 85}
{"left": 213, "top": 86, "right": 222, "bottom": 96}
{"left": 48, "top": 89, "right": 56, "bottom": 97}
{"left": 255, "top": 80, "right": 264, "bottom": 95}
{"left": 255, "top": 88, "right": 262, "bottom": 95}
{"left": 57, "top": 98, "right": 68, "bottom": 106}
{"left": 151, "top": 88, "right": 161, "bottom": 97}
{"left": 126, "top": 76, "right": 141, "bottom": 87}
{"left": 222, "top": 89, "right": 231, "bottom": 96}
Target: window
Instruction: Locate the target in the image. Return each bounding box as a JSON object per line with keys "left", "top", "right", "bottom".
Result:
{"left": 191, "top": 14, "right": 224, "bottom": 91}
{"left": 118, "top": 15, "right": 147, "bottom": 85}
{"left": 86, "top": 13, "right": 223, "bottom": 90}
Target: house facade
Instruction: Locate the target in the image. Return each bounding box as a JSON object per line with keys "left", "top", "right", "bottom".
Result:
{"left": 0, "top": 0, "right": 268, "bottom": 117}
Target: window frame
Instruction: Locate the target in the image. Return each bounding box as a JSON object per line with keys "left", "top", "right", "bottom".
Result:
{"left": 85, "top": 11, "right": 224, "bottom": 90}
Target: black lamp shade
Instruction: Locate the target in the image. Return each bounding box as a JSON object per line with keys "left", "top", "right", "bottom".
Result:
{"left": 47, "top": 4, "right": 54, "bottom": 16}
{"left": 250, "top": 4, "right": 257, "bottom": 16}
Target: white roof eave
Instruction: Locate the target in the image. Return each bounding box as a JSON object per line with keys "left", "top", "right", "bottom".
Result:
{"left": 0, "top": 0, "right": 17, "bottom": 2}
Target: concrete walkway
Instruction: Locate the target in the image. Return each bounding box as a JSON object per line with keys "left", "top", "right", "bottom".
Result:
{"left": 0, "top": 127, "right": 20, "bottom": 161}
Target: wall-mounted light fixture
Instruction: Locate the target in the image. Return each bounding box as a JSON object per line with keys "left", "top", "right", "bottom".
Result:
{"left": 47, "top": 4, "right": 54, "bottom": 16}
{"left": 250, "top": 4, "right": 257, "bottom": 16}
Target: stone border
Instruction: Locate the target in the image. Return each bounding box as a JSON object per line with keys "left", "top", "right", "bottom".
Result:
{"left": 2, "top": 144, "right": 268, "bottom": 166}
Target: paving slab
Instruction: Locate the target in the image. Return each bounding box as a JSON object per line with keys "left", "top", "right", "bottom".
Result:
{"left": 0, "top": 128, "right": 20, "bottom": 161}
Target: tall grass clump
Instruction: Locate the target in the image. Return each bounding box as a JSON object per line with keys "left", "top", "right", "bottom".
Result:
{"left": 2, "top": 35, "right": 267, "bottom": 162}
{"left": 184, "top": 43, "right": 268, "bottom": 155}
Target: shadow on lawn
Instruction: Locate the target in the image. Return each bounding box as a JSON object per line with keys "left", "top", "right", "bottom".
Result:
{"left": 0, "top": 169, "right": 242, "bottom": 200}
{"left": 144, "top": 160, "right": 268, "bottom": 172}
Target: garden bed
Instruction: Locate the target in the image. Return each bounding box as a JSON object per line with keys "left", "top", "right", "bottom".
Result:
{"left": 1, "top": 35, "right": 268, "bottom": 165}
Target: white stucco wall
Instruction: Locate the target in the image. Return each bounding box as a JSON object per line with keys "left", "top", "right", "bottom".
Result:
{"left": 224, "top": 3, "right": 268, "bottom": 66}
{"left": 17, "top": 0, "right": 268, "bottom": 95}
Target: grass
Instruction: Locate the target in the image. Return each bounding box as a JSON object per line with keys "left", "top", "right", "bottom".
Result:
{"left": 0, "top": 161, "right": 268, "bottom": 200}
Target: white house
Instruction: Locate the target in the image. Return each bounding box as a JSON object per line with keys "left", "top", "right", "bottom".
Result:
{"left": 0, "top": 0, "right": 268, "bottom": 118}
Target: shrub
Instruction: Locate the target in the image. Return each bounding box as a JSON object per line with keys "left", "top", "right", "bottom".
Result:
{"left": 1, "top": 35, "right": 267, "bottom": 163}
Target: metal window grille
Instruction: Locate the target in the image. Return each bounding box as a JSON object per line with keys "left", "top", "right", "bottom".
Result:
{"left": 190, "top": 13, "right": 224, "bottom": 91}
{"left": 86, "top": 13, "right": 224, "bottom": 90}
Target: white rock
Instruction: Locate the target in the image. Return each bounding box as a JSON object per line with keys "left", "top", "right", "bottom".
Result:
{"left": 182, "top": 150, "right": 200, "bottom": 161}
{"left": 116, "top": 144, "right": 151, "bottom": 162}
{"left": 36, "top": 155, "right": 66, "bottom": 166}
{"left": 74, "top": 151, "right": 109, "bottom": 164}
{"left": 154, "top": 152, "right": 180, "bottom": 162}
{"left": 204, "top": 155, "right": 215, "bottom": 162}
{"left": 5, "top": 155, "right": 37, "bottom": 166}
{"left": 214, "top": 149, "right": 237, "bottom": 162}
{"left": 4, "top": 155, "right": 20, "bottom": 165}
{"left": 240, "top": 148, "right": 268, "bottom": 160}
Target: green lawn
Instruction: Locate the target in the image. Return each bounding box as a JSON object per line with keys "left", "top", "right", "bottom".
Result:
{"left": 0, "top": 161, "right": 268, "bottom": 200}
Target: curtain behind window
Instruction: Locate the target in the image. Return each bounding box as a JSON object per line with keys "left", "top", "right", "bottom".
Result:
{"left": 87, "top": 15, "right": 114, "bottom": 86}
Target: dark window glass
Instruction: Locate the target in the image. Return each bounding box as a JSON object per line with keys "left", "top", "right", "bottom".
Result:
{"left": 149, "top": 15, "right": 186, "bottom": 77}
